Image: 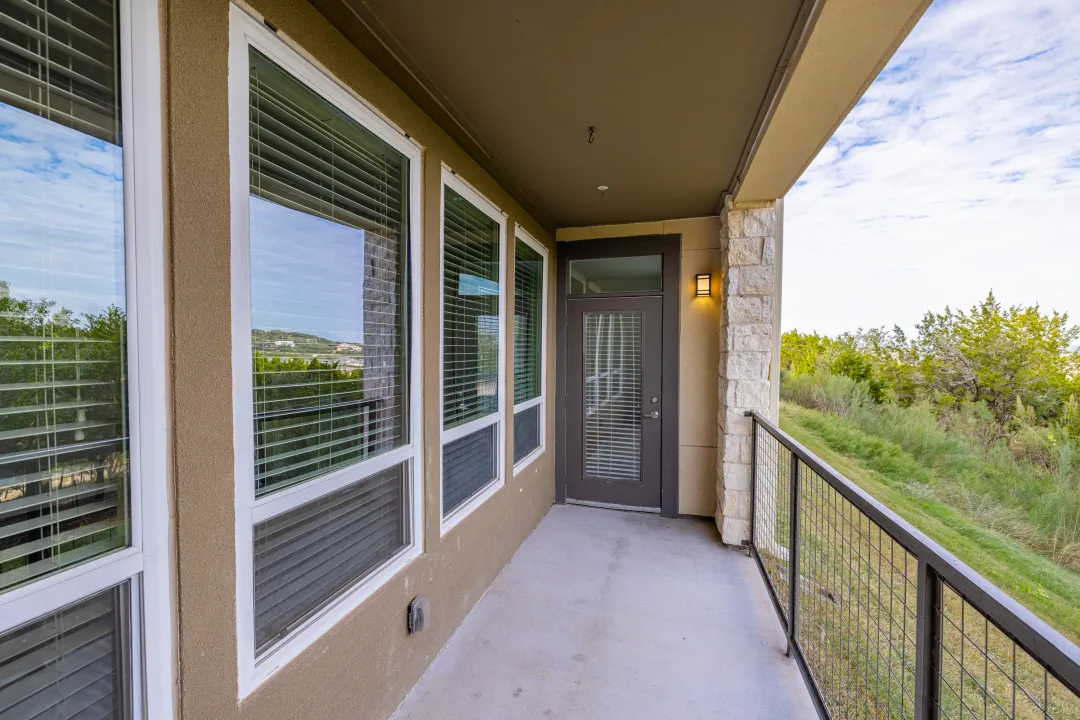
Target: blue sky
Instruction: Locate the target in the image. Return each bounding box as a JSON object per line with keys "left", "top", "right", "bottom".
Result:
{"left": 784, "top": 0, "right": 1080, "bottom": 335}
{"left": 0, "top": 103, "right": 125, "bottom": 320}
{"left": 250, "top": 196, "right": 368, "bottom": 343}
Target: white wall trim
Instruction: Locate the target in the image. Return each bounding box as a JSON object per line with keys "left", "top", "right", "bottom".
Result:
{"left": 228, "top": 5, "right": 424, "bottom": 698}
{"left": 511, "top": 225, "right": 549, "bottom": 476}
{"left": 439, "top": 167, "right": 508, "bottom": 536}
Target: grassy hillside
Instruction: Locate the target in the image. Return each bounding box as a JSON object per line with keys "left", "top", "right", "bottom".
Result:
{"left": 779, "top": 401, "right": 1080, "bottom": 644}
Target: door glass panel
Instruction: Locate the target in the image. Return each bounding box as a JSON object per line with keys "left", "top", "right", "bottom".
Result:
{"left": 583, "top": 312, "right": 642, "bottom": 482}
{"left": 568, "top": 256, "right": 661, "bottom": 294}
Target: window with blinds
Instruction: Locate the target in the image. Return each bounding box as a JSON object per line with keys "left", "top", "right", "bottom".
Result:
{"left": 441, "top": 183, "right": 502, "bottom": 520}
{"left": 443, "top": 425, "right": 497, "bottom": 516}
{"left": 0, "top": 584, "right": 129, "bottom": 720}
{"left": 248, "top": 49, "right": 410, "bottom": 497}
{"left": 513, "top": 405, "right": 540, "bottom": 466}
{"left": 513, "top": 239, "right": 543, "bottom": 405}
{"left": 253, "top": 463, "right": 408, "bottom": 654}
{"left": 0, "top": 0, "right": 130, "bottom": 595}
{"left": 442, "top": 187, "right": 500, "bottom": 429}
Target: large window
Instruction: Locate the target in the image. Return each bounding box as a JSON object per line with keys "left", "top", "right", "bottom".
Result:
{"left": 0, "top": 0, "right": 172, "bottom": 718}
{"left": 229, "top": 7, "right": 422, "bottom": 695}
{"left": 512, "top": 229, "right": 547, "bottom": 470}
{"left": 440, "top": 170, "right": 506, "bottom": 532}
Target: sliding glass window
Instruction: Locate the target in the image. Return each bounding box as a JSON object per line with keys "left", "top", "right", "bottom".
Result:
{"left": 0, "top": 1, "right": 170, "bottom": 718}
{"left": 230, "top": 7, "right": 422, "bottom": 695}
{"left": 512, "top": 230, "right": 547, "bottom": 469}
{"left": 440, "top": 171, "right": 505, "bottom": 530}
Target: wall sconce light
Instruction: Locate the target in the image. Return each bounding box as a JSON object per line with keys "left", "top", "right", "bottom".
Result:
{"left": 695, "top": 273, "right": 712, "bottom": 297}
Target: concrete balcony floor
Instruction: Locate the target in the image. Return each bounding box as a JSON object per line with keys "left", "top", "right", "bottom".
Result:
{"left": 392, "top": 504, "right": 816, "bottom": 720}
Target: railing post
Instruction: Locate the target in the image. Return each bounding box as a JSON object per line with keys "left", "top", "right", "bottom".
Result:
{"left": 786, "top": 452, "right": 800, "bottom": 656}
{"left": 914, "top": 559, "right": 941, "bottom": 720}
{"left": 747, "top": 413, "right": 757, "bottom": 558}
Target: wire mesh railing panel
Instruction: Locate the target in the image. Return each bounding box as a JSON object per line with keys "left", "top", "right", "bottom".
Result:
{"left": 752, "top": 422, "right": 792, "bottom": 625}
{"left": 795, "top": 462, "right": 919, "bottom": 719}
{"left": 934, "top": 581, "right": 1080, "bottom": 720}
{"left": 746, "top": 412, "right": 1080, "bottom": 720}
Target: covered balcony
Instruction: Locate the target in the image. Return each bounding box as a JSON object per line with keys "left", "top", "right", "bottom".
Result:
{"left": 5, "top": 1, "right": 1076, "bottom": 720}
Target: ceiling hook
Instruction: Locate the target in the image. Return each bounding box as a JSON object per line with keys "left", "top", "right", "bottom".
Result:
{"left": 588, "top": 126, "right": 595, "bottom": 144}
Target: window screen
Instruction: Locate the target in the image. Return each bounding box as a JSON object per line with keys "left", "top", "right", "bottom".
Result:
{"left": 0, "top": 0, "right": 130, "bottom": 593}
{"left": 252, "top": 463, "right": 408, "bottom": 654}
{"left": 442, "top": 187, "right": 500, "bottom": 429}
{"left": 0, "top": 584, "right": 129, "bottom": 720}
{"left": 442, "top": 425, "right": 497, "bottom": 516}
{"left": 513, "top": 240, "right": 543, "bottom": 404}
{"left": 513, "top": 405, "right": 540, "bottom": 465}
{"left": 248, "top": 49, "right": 410, "bottom": 496}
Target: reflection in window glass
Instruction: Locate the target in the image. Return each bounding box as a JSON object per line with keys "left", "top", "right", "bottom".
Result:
{"left": 442, "top": 188, "right": 501, "bottom": 428}
{"left": 248, "top": 50, "right": 410, "bottom": 496}
{"left": 569, "top": 255, "right": 662, "bottom": 294}
{"left": 513, "top": 240, "right": 543, "bottom": 404}
{"left": 0, "top": 0, "right": 130, "bottom": 593}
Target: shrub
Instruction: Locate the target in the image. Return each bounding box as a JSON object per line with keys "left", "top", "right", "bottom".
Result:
{"left": 780, "top": 370, "right": 872, "bottom": 418}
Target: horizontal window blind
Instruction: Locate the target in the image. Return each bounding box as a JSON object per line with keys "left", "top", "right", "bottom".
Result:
{"left": 249, "top": 49, "right": 410, "bottom": 496}
{"left": 0, "top": 0, "right": 120, "bottom": 144}
{"left": 513, "top": 239, "right": 542, "bottom": 405}
{"left": 443, "top": 187, "right": 500, "bottom": 429}
{"left": 0, "top": 583, "right": 128, "bottom": 720}
{"left": 442, "top": 425, "right": 496, "bottom": 517}
{"left": 513, "top": 405, "right": 540, "bottom": 465}
{"left": 584, "top": 312, "right": 643, "bottom": 483}
{"left": 0, "top": 0, "right": 129, "bottom": 593}
{"left": 0, "top": 315, "right": 130, "bottom": 592}
{"left": 253, "top": 463, "right": 407, "bottom": 654}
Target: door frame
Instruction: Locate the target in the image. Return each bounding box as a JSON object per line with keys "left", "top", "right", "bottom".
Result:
{"left": 555, "top": 234, "right": 681, "bottom": 518}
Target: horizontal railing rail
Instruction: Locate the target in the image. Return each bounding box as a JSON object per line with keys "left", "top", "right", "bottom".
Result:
{"left": 746, "top": 410, "right": 1080, "bottom": 720}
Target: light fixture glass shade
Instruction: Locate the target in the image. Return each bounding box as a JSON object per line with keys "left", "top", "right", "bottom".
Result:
{"left": 695, "top": 273, "right": 711, "bottom": 296}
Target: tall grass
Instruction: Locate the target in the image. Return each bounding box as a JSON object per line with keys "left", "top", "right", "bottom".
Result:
{"left": 781, "top": 371, "right": 1080, "bottom": 571}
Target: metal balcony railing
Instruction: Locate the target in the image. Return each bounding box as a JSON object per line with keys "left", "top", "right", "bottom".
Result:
{"left": 746, "top": 411, "right": 1080, "bottom": 720}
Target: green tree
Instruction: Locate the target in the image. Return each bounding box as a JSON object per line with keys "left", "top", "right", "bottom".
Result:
{"left": 780, "top": 330, "right": 833, "bottom": 375}
{"left": 914, "top": 292, "right": 1079, "bottom": 430}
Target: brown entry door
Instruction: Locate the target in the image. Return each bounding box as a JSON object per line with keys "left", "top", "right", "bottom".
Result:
{"left": 566, "top": 295, "right": 663, "bottom": 509}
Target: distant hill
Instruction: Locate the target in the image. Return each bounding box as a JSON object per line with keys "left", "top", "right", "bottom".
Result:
{"left": 252, "top": 328, "right": 336, "bottom": 345}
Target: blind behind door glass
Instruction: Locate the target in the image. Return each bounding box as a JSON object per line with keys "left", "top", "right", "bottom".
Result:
{"left": 0, "top": 0, "right": 130, "bottom": 593}
{"left": 442, "top": 188, "right": 500, "bottom": 428}
{"left": 583, "top": 312, "right": 643, "bottom": 483}
{"left": 248, "top": 49, "right": 410, "bottom": 496}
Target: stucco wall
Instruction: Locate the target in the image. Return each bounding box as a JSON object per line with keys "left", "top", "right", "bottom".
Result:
{"left": 164, "top": 1, "right": 556, "bottom": 718}
{"left": 555, "top": 218, "right": 722, "bottom": 517}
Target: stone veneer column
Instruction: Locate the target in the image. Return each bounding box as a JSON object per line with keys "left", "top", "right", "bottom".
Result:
{"left": 716, "top": 200, "right": 779, "bottom": 545}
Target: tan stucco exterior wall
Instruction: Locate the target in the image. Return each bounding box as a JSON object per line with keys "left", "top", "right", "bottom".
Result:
{"left": 555, "top": 218, "right": 722, "bottom": 517}
{"left": 165, "top": 1, "right": 555, "bottom": 718}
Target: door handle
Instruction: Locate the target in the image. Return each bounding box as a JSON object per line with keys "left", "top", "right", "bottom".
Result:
{"left": 642, "top": 411, "right": 660, "bottom": 419}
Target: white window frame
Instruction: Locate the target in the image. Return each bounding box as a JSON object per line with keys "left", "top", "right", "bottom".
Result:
{"left": 0, "top": 0, "right": 174, "bottom": 717}
{"left": 228, "top": 4, "right": 424, "bottom": 698}
{"left": 439, "top": 167, "right": 508, "bottom": 536}
{"left": 512, "top": 226, "right": 549, "bottom": 475}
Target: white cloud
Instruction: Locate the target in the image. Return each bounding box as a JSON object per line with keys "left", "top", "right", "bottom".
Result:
{"left": 0, "top": 103, "right": 125, "bottom": 318}
{"left": 783, "top": 0, "right": 1080, "bottom": 336}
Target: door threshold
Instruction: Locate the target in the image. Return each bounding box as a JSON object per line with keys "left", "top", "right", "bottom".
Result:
{"left": 566, "top": 499, "right": 661, "bottom": 514}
